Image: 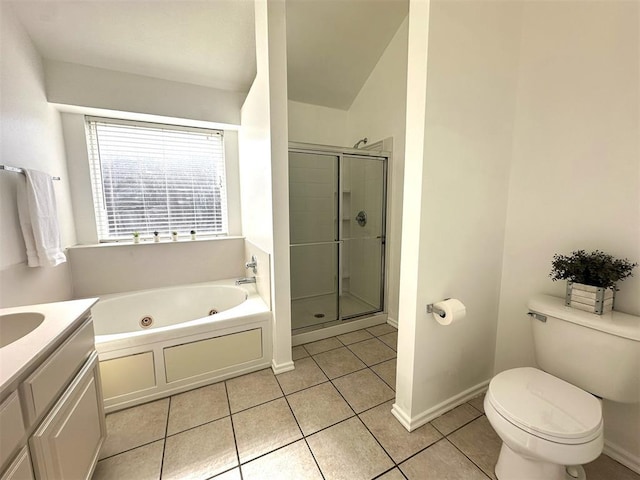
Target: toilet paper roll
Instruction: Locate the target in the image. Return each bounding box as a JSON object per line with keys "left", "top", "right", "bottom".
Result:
{"left": 432, "top": 298, "right": 466, "bottom": 326}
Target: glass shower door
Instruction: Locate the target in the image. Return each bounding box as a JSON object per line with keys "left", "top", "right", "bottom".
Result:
{"left": 289, "top": 152, "right": 340, "bottom": 331}
{"left": 341, "top": 154, "right": 386, "bottom": 318}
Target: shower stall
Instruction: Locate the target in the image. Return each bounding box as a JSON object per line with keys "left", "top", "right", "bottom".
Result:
{"left": 289, "top": 142, "right": 388, "bottom": 333}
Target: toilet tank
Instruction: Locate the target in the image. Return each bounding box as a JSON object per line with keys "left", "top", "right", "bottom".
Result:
{"left": 528, "top": 295, "right": 640, "bottom": 403}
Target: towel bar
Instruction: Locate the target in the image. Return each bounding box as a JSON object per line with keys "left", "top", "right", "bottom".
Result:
{"left": 0, "top": 164, "right": 61, "bottom": 181}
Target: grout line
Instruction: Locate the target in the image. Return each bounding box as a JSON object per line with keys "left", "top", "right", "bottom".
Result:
{"left": 434, "top": 411, "right": 484, "bottom": 438}
{"left": 97, "top": 438, "right": 166, "bottom": 463}
{"left": 276, "top": 373, "right": 327, "bottom": 480}
{"left": 158, "top": 396, "right": 171, "bottom": 479}
{"left": 224, "top": 381, "right": 244, "bottom": 480}
{"left": 444, "top": 436, "right": 493, "bottom": 480}
{"left": 317, "top": 352, "right": 398, "bottom": 473}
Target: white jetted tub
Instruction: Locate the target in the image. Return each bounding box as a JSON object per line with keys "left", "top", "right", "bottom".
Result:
{"left": 92, "top": 279, "right": 271, "bottom": 412}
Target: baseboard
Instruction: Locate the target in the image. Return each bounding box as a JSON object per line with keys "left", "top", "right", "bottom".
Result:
{"left": 392, "top": 380, "right": 489, "bottom": 432}
{"left": 603, "top": 440, "right": 640, "bottom": 474}
{"left": 387, "top": 316, "right": 398, "bottom": 328}
{"left": 271, "top": 359, "right": 295, "bottom": 374}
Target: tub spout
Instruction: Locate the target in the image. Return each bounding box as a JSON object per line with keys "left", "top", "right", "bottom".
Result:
{"left": 235, "top": 277, "right": 256, "bottom": 285}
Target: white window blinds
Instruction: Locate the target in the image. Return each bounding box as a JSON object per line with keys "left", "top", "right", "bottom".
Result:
{"left": 86, "top": 117, "right": 228, "bottom": 241}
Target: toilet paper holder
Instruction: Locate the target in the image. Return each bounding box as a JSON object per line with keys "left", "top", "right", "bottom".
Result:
{"left": 427, "top": 298, "right": 450, "bottom": 318}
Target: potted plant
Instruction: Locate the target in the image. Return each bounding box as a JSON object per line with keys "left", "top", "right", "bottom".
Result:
{"left": 153, "top": 231, "right": 159, "bottom": 243}
{"left": 550, "top": 250, "right": 637, "bottom": 314}
{"left": 132, "top": 231, "right": 140, "bottom": 244}
{"left": 190, "top": 229, "right": 196, "bottom": 241}
{"left": 171, "top": 231, "right": 178, "bottom": 242}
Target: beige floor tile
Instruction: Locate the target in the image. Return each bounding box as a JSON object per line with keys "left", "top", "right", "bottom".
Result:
{"left": 584, "top": 454, "right": 640, "bottom": 480}
{"left": 100, "top": 398, "right": 169, "bottom": 459}
{"left": 371, "top": 359, "right": 397, "bottom": 390}
{"left": 226, "top": 368, "right": 282, "bottom": 413}
{"left": 467, "top": 393, "right": 485, "bottom": 413}
{"left": 447, "top": 415, "right": 501, "bottom": 480}
{"left": 400, "top": 438, "right": 488, "bottom": 480}
{"left": 212, "top": 468, "right": 242, "bottom": 479}
{"left": 162, "top": 417, "right": 237, "bottom": 480}
{"left": 233, "top": 398, "right": 302, "bottom": 463}
{"left": 431, "top": 403, "right": 482, "bottom": 436}
{"left": 337, "top": 329, "right": 374, "bottom": 345}
{"left": 307, "top": 417, "right": 394, "bottom": 480}
{"left": 378, "top": 332, "right": 398, "bottom": 351}
{"left": 167, "top": 382, "right": 229, "bottom": 435}
{"left": 376, "top": 468, "right": 407, "bottom": 480}
{"left": 313, "top": 347, "right": 366, "bottom": 379}
{"left": 366, "top": 324, "right": 397, "bottom": 337}
{"left": 303, "top": 337, "right": 343, "bottom": 355}
{"left": 359, "top": 401, "right": 442, "bottom": 463}
{"left": 292, "top": 345, "right": 309, "bottom": 361}
{"left": 287, "top": 382, "right": 354, "bottom": 435}
{"left": 276, "top": 357, "right": 328, "bottom": 394}
{"left": 333, "top": 369, "right": 395, "bottom": 413}
{"left": 92, "top": 440, "right": 163, "bottom": 480}
{"left": 348, "top": 338, "right": 396, "bottom": 366}
{"left": 241, "top": 440, "right": 323, "bottom": 480}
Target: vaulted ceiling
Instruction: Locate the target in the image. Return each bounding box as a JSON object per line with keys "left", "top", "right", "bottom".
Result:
{"left": 9, "top": 0, "right": 408, "bottom": 111}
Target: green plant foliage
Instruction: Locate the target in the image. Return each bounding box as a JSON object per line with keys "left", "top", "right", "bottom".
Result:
{"left": 550, "top": 250, "right": 637, "bottom": 290}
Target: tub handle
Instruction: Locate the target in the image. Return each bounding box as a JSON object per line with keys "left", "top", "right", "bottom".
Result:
{"left": 245, "top": 255, "right": 257, "bottom": 274}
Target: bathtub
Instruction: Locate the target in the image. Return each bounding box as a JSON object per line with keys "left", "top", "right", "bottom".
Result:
{"left": 92, "top": 279, "right": 272, "bottom": 412}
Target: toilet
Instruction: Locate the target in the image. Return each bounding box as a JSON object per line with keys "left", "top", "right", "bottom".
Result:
{"left": 485, "top": 294, "right": 640, "bottom": 480}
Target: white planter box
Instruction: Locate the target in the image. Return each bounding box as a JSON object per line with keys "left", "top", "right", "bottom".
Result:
{"left": 565, "top": 281, "right": 614, "bottom": 315}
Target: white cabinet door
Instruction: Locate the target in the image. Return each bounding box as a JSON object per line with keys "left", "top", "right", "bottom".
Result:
{"left": 30, "top": 352, "right": 106, "bottom": 480}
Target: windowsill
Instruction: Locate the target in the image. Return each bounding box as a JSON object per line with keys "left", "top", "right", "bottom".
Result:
{"left": 68, "top": 235, "right": 245, "bottom": 250}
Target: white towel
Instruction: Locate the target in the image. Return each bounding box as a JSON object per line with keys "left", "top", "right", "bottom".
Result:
{"left": 16, "top": 169, "right": 66, "bottom": 267}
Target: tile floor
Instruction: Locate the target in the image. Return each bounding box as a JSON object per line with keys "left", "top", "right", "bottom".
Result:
{"left": 92, "top": 324, "right": 639, "bottom": 480}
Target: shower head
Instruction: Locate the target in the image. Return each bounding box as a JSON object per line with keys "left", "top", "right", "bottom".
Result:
{"left": 353, "top": 137, "right": 368, "bottom": 149}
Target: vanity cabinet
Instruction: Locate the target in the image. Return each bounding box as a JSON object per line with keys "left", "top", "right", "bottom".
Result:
{"left": 30, "top": 352, "right": 105, "bottom": 480}
{"left": 0, "top": 304, "right": 104, "bottom": 480}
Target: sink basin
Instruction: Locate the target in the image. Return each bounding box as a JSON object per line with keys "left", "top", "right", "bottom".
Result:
{"left": 0, "top": 312, "right": 45, "bottom": 347}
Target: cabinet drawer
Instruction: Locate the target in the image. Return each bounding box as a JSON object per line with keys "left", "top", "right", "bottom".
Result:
{"left": 20, "top": 318, "right": 94, "bottom": 425}
{"left": 0, "top": 393, "right": 25, "bottom": 471}
{"left": 30, "top": 352, "right": 106, "bottom": 480}
{"left": 1, "top": 448, "right": 34, "bottom": 480}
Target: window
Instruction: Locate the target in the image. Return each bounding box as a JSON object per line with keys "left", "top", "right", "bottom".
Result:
{"left": 86, "top": 117, "right": 228, "bottom": 241}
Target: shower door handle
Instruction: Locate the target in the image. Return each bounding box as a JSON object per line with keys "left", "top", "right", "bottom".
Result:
{"left": 338, "top": 240, "right": 343, "bottom": 297}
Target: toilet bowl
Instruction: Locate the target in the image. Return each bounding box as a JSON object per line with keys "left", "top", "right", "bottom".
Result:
{"left": 485, "top": 367, "right": 603, "bottom": 480}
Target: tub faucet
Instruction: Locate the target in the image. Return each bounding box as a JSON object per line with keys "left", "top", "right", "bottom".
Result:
{"left": 235, "top": 277, "right": 256, "bottom": 285}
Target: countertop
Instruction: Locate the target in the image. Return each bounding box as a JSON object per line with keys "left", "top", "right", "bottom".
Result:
{"left": 0, "top": 298, "right": 99, "bottom": 396}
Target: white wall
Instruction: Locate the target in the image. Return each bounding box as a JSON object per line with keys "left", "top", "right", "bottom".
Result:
{"left": 346, "top": 17, "right": 409, "bottom": 325}
{"left": 394, "top": 0, "right": 522, "bottom": 430}
{"left": 495, "top": 0, "right": 640, "bottom": 465}
{"left": 69, "top": 238, "right": 245, "bottom": 297}
{"left": 287, "top": 100, "right": 348, "bottom": 146}
{"left": 0, "top": 4, "right": 74, "bottom": 308}
{"left": 46, "top": 60, "right": 245, "bottom": 126}
{"left": 239, "top": 0, "right": 292, "bottom": 374}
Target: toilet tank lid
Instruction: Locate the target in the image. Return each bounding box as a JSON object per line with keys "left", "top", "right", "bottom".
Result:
{"left": 528, "top": 295, "right": 640, "bottom": 341}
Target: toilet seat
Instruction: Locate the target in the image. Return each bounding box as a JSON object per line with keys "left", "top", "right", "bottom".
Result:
{"left": 487, "top": 367, "right": 602, "bottom": 445}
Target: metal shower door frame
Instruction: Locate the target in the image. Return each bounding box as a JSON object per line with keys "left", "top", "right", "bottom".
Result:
{"left": 289, "top": 142, "right": 389, "bottom": 323}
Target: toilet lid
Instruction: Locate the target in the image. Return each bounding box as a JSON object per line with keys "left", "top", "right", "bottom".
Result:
{"left": 488, "top": 367, "right": 602, "bottom": 442}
